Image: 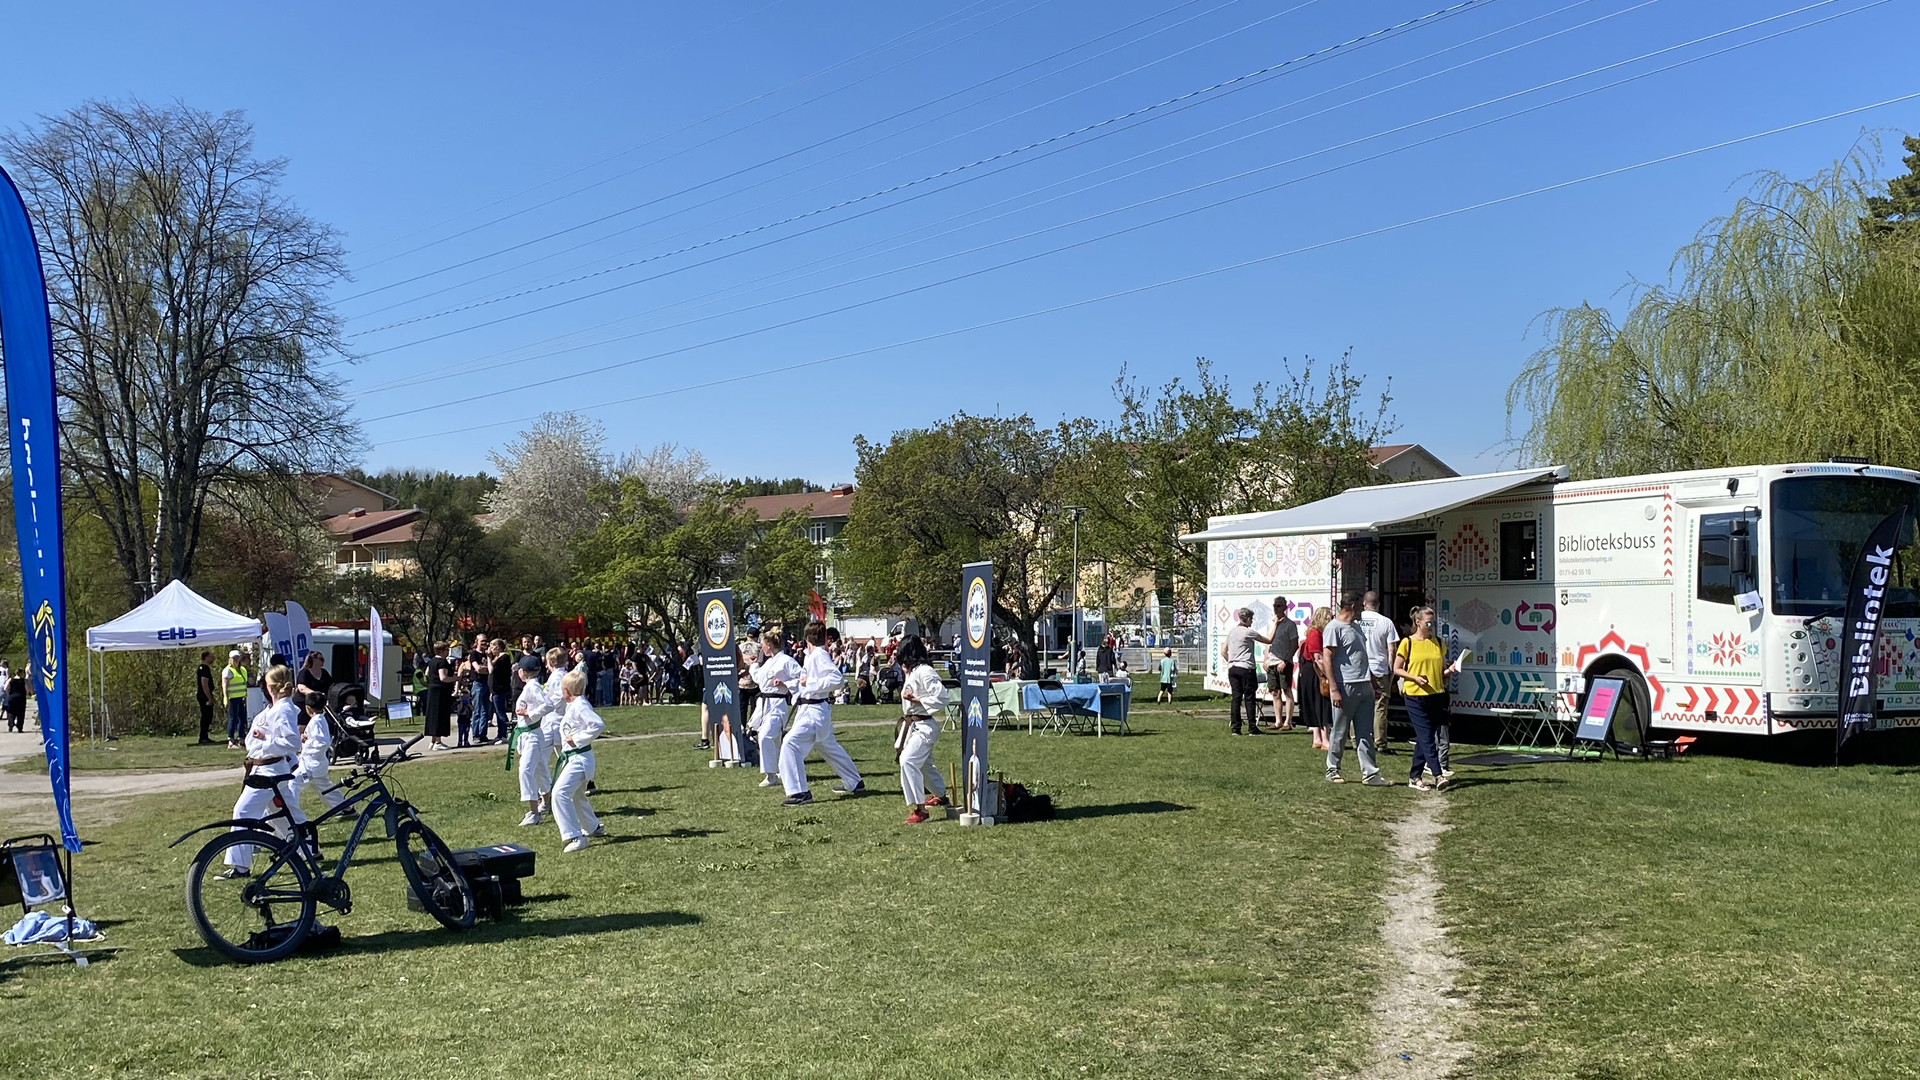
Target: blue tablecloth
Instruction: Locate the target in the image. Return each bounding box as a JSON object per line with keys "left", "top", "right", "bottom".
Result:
{"left": 1020, "top": 681, "right": 1132, "bottom": 726}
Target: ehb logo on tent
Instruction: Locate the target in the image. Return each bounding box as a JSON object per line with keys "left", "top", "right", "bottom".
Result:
{"left": 966, "top": 577, "right": 988, "bottom": 649}
{"left": 157, "top": 626, "right": 197, "bottom": 642}
{"left": 703, "top": 598, "right": 731, "bottom": 651}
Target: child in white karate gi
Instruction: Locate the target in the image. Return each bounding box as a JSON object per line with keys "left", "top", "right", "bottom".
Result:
{"left": 222, "top": 665, "right": 302, "bottom": 876}
{"left": 509, "top": 654, "right": 554, "bottom": 826}
{"left": 541, "top": 648, "right": 570, "bottom": 780}
{"left": 895, "top": 636, "right": 950, "bottom": 825}
{"left": 288, "top": 695, "right": 344, "bottom": 830}
{"left": 749, "top": 628, "right": 800, "bottom": 789}
{"left": 552, "top": 668, "right": 606, "bottom": 853}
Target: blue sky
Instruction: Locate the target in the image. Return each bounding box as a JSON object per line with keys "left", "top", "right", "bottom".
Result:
{"left": 4, "top": 0, "right": 1915, "bottom": 483}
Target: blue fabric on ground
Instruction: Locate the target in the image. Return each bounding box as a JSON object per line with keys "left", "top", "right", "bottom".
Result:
{"left": 4, "top": 910, "right": 99, "bottom": 944}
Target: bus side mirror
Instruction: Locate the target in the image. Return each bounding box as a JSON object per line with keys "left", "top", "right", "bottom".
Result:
{"left": 1730, "top": 516, "right": 1760, "bottom": 611}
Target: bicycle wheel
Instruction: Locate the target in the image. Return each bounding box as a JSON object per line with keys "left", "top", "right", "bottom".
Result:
{"left": 394, "top": 818, "right": 475, "bottom": 930}
{"left": 184, "top": 830, "right": 317, "bottom": 964}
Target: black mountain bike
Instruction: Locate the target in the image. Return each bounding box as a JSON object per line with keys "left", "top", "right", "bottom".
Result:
{"left": 172, "top": 734, "right": 475, "bottom": 964}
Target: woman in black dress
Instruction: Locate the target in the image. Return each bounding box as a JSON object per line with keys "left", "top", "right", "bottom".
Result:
{"left": 422, "top": 641, "right": 455, "bottom": 749}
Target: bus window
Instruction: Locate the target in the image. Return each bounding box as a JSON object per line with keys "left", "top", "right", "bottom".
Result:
{"left": 1500, "top": 520, "right": 1537, "bottom": 581}
{"left": 1698, "top": 514, "right": 1737, "bottom": 605}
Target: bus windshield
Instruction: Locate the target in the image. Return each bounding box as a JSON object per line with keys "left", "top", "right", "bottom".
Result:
{"left": 1770, "top": 475, "right": 1920, "bottom": 617}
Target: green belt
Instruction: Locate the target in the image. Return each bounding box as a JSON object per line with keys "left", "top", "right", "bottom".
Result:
{"left": 505, "top": 722, "right": 541, "bottom": 771}
{"left": 551, "top": 743, "right": 592, "bottom": 782}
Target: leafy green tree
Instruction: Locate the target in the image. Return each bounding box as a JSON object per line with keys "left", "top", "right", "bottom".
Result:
{"left": 345, "top": 468, "right": 496, "bottom": 514}
{"left": 1509, "top": 147, "right": 1920, "bottom": 477}
{"left": 839, "top": 414, "right": 1072, "bottom": 661}
{"left": 1865, "top": 132, "right": 1920, "bottom": 245}
{"left": 567, "top": 480, "right": 816, "bottom": 646}
{"left": 1064, "top": 356, "right": 1393, "bottom": 606}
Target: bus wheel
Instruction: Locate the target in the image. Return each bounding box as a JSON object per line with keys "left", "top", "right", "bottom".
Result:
{"left": 1595, "top": 667, "right": 1652, "bottom": 751}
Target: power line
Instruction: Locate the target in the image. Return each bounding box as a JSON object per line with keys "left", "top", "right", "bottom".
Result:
{"left": 342, "top": 0, "right": 1294, "bottom": 320}
{"left": 343, "top": 0, "right": 1496, "bottom": 349}
{"left": 350, "top": 0, "right": 1632, "bottom": 396}
{"left": 373, "top": 90, "right": 1920, "bottom": 448}
{"left": 350, "top": 0, "right": 1050, "bottom": 274}
{"left": 362, "top": 0, "right": 1877, "bottom": 423}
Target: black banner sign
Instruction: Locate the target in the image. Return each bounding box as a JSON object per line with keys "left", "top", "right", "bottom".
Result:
{"left": 960, "top": 562, "right": 992, "bottom": 817}
{"left": 697, "top": 588, "right": 743, "bottom": 761}
{"left": 1837, "top": 509, "right": 1907, "bottom": 755}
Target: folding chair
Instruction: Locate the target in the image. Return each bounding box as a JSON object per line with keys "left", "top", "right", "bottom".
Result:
{"left": 1034, "top": 679, "right": 1093, "bottom": 736}
{"left": 941, "top": 678, "right": 963, "bottom": 731}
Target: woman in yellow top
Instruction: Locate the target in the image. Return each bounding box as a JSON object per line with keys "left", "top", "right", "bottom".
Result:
{"left": 1391, "top": 606, "right": 1465, "bottom": 791}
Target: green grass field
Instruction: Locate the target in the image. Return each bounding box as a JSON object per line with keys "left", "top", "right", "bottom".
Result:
{"left": 6, "top": 701, "right": 1915, "bottom": 1079}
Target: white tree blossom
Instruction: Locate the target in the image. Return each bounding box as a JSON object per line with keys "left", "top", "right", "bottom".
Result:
{"left": 485, "top": 412, "right": 608, "bottom": 547}
{"left": 613, "top": 442, "right": 720, "bottom": 508}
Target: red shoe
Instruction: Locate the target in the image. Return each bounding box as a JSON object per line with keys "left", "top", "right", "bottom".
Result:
{"left": 904, "top": 807, "right": 931, "bottom": 824}
{"left": 922, "top": 795, "right": 950, "bottom": 808}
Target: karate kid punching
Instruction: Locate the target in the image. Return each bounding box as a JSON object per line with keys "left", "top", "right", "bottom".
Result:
{"left": 221, "top": 665, "right": 302, "bottom": 877}
{"left": 509, "top": 654, "right": 554, "bottom": 826}
{"left": 894, "top": 636, "right": 950, "bottom": 824}
{"left": 777, "top": 620, "right": 864, "bottom": 806}
{"left": 552, "top": 668, "right": 607, "bottom": 853}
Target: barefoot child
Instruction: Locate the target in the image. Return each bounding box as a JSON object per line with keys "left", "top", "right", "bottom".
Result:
{"left": 552, "top": 668, "right": 606, "bottom": 853}
{"left": 509, "top": 654, "right": 553, "bottom": 826}
{"left": 749, "top": 628, "right": 800, "bottom": 789}
{"left": 895, "top": 636, "right": 949, "bottom": 825}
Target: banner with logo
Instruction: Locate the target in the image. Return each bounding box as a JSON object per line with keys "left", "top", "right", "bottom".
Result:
{"left": 368, "top": 607, "right": 386, "bottom": 700}
{"left": 0, "top": 165, "right": 78, "bottom": 852}
{"left": 285, "top": 600, "right": 313, "bottom": 670}
{"left": 1837, "top": 508, "right": 1908, "bottom": 755}
{"left": 263, "top": 611, "right": 293, "bottom": 668}
{"left": 697, "top": 588, "right": 742, "bottom": 759}
{"left": 959, "top": 562, "right": 992, "bottom": 818}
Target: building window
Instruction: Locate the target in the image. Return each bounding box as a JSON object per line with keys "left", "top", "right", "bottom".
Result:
{"left": 807, "top": 524, "right": 828, "bottom": 544}
{"left": 814, "top": 562, "right": 829, "bottom": 584}
{"left": 1500, "top": 520, "right": 1537, "bottom": 581}
{"left": 376, "top": 546, "right": 389, "bottom": 566}
{"left": 1697, "top": 513, "right": 1736, "bottom": 605}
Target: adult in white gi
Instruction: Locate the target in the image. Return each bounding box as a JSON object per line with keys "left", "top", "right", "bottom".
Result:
{"left": 552, "top": 668, "right": 606, "bottom": 852}
{"left": 894, "top": 636, "right": 949, "bottom": 824}
{"left": 749, "top": 629, "right": 800, "bottom": 788}
{"left": 778, "top": 621, "right": 864, "bottom": 806}
{"left": 223, "top": 665, "right": 303, "bottom": 874}
{"left": 509, "top": 655, "right": 554, "bottom": 826}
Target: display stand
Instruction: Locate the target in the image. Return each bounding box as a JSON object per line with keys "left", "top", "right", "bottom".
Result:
{"left": 1568, "top": 676, "right": 1628, "bottom": 760}
{"left": 0, "top": 833, "right": 113, "bottom": 967}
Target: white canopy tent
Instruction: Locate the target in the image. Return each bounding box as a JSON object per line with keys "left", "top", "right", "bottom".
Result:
{"left": 83, "top": 580, "right": 261, "bottom": 739}
{"left": 1179, "top": 466, "right": 1569, "bottom": 543}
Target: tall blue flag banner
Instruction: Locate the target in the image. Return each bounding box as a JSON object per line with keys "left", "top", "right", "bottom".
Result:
{"left": 959, "top": 562, "right": 992, "bottom": 820}
{"left": 696, "top": 588, "right": 743, "bottom": 762}
{"left": 1837, "top": 508, "right": 1909, "bottom": 757}
{"left": 0, "top": 165, "right": 78, "bottom": 852}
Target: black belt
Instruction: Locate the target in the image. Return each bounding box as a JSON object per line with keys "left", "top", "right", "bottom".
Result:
{"left": 796, "top": 695, "right": 832, "bottom": 704}
{"left": 759, "top": 692, "right": 792, "bottom": 700}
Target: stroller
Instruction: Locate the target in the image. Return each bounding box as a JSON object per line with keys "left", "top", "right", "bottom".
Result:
{"left": 327, "top": 681, "right": 381, "bottom": 764}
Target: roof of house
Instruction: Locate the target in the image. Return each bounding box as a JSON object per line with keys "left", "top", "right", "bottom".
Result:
{"left": 737, "top": 485, "right": 855, "bottom": 522}
{"left": 1368, "top": 443, "right": 1458, "bottom": 478}
{"left": 309, "top": 472, "right": 394, "bottom": 503}
{"left": 322, "top": 507, "right": 422, "bottom": 543}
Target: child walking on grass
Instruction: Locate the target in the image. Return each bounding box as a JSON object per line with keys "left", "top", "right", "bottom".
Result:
{"left": 895, "top": 636, "right": 950, "bottom": 825}
{"left": 552, "top": 668, "right": 606, "bottom": 853}
{"left": 510, "top": 654, "right": 553, "bottom": 827}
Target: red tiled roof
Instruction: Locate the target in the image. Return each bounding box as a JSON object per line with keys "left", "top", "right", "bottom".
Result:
{"left": 737, "top": 487, "right": 854, "bottom": 521}
{"left": 322, "top": 508, "right": 421, "bottom": 542}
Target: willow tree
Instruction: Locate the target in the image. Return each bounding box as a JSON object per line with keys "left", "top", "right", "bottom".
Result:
{"left": 1508, "top": 142, "right": 1920, "bottom": 478}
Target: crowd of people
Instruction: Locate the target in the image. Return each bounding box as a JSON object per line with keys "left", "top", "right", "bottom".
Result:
{"left": 1223, "top": 589, "right": 1464, "bottom": 792}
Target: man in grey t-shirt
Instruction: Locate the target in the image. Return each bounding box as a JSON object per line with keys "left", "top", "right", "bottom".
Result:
{"left": 1220, "top": 608, "right": 1271, "bottom": 736}
{"left": 1323, "top": 595, "right": 1386, "bottom": 784}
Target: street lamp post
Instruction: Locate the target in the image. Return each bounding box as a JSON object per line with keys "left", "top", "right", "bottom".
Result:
{"left": 1065, "top": 505, "right": 1086, "bottom": 676}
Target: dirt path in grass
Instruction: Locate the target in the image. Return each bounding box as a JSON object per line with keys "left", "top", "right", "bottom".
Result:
{"left": 1357, "top": 795, "right": 1472, "bottom": 1079}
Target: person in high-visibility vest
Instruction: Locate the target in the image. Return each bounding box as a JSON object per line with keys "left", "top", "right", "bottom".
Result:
{"left": 221, "top": 649, "right": 251, "bottom": 750}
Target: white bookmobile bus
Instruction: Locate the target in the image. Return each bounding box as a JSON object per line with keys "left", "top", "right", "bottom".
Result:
{"left": 1183, "top": 461, "right": 1920, "bottom": 742}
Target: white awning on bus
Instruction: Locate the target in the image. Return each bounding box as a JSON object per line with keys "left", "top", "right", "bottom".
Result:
{"left": 1178, "top": 466, "right": 1568, "bottom": 543}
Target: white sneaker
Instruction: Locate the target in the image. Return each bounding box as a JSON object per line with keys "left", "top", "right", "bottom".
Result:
{"left": 563, "top": 837, "right": 590, "bottom": 853}
{"left": 518, "top": 811, "right": 542, "bottom": 827}
{"left": 758, "top": 776, "right": 777, "bottom": 787}
{"left": 591, "top": 824, "right": 607, "bottom": 837}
